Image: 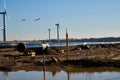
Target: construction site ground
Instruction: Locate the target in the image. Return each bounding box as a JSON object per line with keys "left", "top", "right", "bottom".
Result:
{"left": 0, "top": 44, "right": 120, "bottom": 71}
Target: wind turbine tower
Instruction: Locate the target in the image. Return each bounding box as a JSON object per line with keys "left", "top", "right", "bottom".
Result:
{"left": 0, "top": 0, "right": 7, "bottom": 41}
{"left": 55, "top": 23, "right": 60, "bottom": 43}
{"left": 48, "top": 28, "right": 51, "bottom": 42}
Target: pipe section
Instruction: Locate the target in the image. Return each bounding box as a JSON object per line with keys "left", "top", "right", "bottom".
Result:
{"left": 16, "top": 42, "right": 49, "bottom": 52}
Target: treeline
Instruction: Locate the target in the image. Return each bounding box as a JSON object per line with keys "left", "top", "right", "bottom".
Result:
{"left": 40, "top": 37, "right": 120, "bottom": 43}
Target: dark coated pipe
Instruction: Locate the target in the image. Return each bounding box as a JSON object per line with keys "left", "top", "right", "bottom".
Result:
{"left": 16, "top": 42, "right": 49, "bottom": 52}
{"left": 0, "top": 42, "right": 18, "bottom": 48}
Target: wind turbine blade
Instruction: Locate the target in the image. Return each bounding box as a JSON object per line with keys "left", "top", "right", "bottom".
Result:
{"left": 34, "top": 18, "right": 40, "bottom": 21}
{"left": 6, "top": 14, "right": 11, "bottom": 21}
{"left": 3, "top": 0, "right": 11, "bottom": 21}
{"left": 21, "top": 18, "right": 26, "bottom": 21}
{"left": 4, "top": 0, "right": 7, "bottom": 11}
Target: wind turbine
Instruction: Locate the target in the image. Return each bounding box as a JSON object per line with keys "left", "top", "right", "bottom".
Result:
{"left": 0, "top": 0, "right": 7, "bottom": 41}
{"left": 55, "top": 23, "right": 60, "bottom": 43}
{"left": 48, "top": 28, "right": 51, "bottom": 42}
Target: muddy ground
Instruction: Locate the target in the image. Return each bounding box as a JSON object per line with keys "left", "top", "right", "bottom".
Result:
{"left": 0, "top": 44, "right": 120, "bottom": 71}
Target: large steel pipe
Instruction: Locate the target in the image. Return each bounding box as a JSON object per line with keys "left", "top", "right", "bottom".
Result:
{"left": 0, "top": 42, "right": 18, "bottom": 48}
{"left": 16, "top": 42, "right": 49, "bottom": 52}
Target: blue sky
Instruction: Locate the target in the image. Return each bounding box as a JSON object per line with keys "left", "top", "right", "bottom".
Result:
{"left": 0, "top": 0, "right": 120, "bottom": 41}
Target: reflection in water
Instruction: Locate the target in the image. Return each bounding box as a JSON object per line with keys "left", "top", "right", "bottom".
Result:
{"left": 51, "top": 69, "right": 61, "bottom": 77}
{"left": 85, "top": 72, "right": 92, "bottom": 80}
{"left": 98, "top": 72, "right": 101, "bottom": 80}
{"left": 0, "top": 68, "right": 120, "bottom": 80}
{"left": 0, "top": 72, "right": 9, "bottom": 80}
{"left": 67, "top": 72, "right": 70, "bottom": 80}
{"left": 43, "top": 70, "right": 45, "bottom": 80}
{"left": 43, "top": 53, "right": 46, "bottom": 80}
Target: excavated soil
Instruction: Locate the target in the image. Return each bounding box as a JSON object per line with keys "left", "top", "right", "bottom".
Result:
{"left": 0, "top": 44, "right": 120, "bottom": 71}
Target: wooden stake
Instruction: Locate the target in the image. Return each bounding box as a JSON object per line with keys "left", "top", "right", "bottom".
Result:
{"left": 43, "top": 53, "right": 46, "bottom": 80}
{"left": 66, "top": 27, "right": 69, "bottom": 60}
